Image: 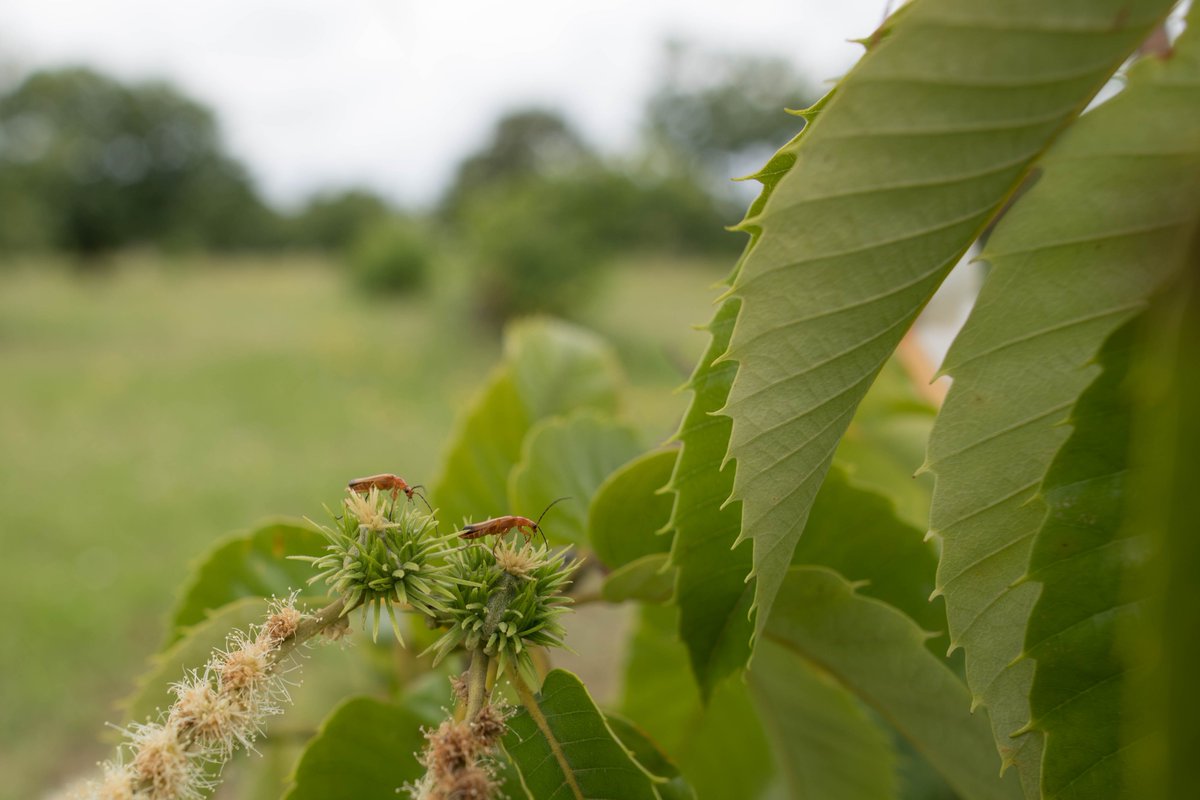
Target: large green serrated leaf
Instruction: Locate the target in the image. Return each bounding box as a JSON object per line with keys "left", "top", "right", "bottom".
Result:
{"left": 284, "top": 696, "right": 426, "bottom": 800}
{"left": 508, "top": 412, "right": 641, "bottom": 546}
{"left": 588, "top": 448, "right": 676, "bottom": 570}
{"left": 718, "top": 0, "right": 1175, "bottom": 671}
{"left": 762, "top": 567, "right": 1021, "bottom": 800}
{"left": 504, "top": 669, "right": 662, "bottom": 800}
{"left": 664, "top": 297, "right": 752, "bottom": 696}
{"left": 749, "top": 638, "right": 898, "bottom": 799}
{"left": 1127, "top": 235, "right": 1200, "bottom": 798}
{"left": 433, "top": 319, "right": 621, "bottom": 526}
{"left": 670, "top": 424, "right": 941, "bottom": 699}
{"left": 1022, "top": 320, "right": 1141, "bottom": 799}
{"left": 165, "top": 520, "right": 325, "bottom": 647}
{"left": 926, "top": 16, "right": 1200, "bottom": 793}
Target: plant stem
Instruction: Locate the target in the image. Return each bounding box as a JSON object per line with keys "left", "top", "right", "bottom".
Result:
{"left": 271, "top": 596, "right": 347, "bottom": 664}
{"left": 465, "top": 649, "right": 490, "bottom": 720}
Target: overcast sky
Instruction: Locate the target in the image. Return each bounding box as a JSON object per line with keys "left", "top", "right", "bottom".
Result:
{"left": 0, "top": 0, "right": 887, "bottom": 207}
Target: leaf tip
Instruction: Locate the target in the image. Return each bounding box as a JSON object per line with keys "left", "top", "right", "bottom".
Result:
{"left": 969, "top": 694, "right": 984, "bottom": 713}
{"left": 1010, "top": 720, "right": 1036, "bottom": 739}
{"left": 928, "top": 585, "right": 944, "bottom": 601}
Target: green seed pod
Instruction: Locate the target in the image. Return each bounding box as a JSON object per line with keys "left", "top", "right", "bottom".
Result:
{"left": 295, "top": 489, "right": 458, "bottom": 644}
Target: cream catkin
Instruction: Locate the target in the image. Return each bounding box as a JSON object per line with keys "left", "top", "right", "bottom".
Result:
{"left": 63, "top": 597, "right": 310, "bottom": 800}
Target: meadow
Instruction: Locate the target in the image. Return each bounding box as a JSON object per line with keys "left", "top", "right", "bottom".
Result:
{"left": 0, "top": 253, "right": 724, "bottom": 799}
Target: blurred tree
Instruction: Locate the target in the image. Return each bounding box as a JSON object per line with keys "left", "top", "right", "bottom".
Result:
{"left": 348, "top": 217, "right": 436, "bottom": 295}
{"left": 0, "top": 67, "right": 272, "bottom": 259}
{"left": 290, "top": 188, "right": 393, "bottom": 251}
{"left": 459, "top": 166, "right": 740, "bottom": 324}
{"left": 644, "top": 41, "right": 816, "bottom": 186}
{"left": 440, "top": 108, "right": 595, "bottom": 219}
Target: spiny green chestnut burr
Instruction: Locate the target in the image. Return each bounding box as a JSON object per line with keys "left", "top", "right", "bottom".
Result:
{"left": 297, "top": 488, "right": 460, "bottom": 643}
{"left": 425, "top": 540, "right": 577, "bottom": 687}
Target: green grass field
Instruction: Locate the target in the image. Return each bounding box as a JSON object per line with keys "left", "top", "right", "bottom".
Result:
{"left": 0, "top": 253, "right": 723, "bottom": 798}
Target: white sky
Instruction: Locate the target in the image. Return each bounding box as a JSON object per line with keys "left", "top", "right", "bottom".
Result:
{"left": 0, "top": 0, "right": 886, "bottom": 207}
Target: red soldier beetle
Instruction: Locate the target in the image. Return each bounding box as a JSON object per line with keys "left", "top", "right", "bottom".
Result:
{"left": 458, "top": 497, "right": 571, "bottom": 548}
{"left": 348, "top": 473, "right": 432, "bottom": 512}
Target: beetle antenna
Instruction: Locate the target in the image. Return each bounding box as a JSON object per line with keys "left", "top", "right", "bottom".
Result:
{"left": 534, "top": 496, "right": 571, "bottom": 533}
{"left": 410, "top": 485, "right": 434, "bottom": 514}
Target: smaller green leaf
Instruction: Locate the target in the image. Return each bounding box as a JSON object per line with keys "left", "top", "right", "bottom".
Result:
{"left": 284, "top": 696, "right": 426, "bottom": 800}
{"left": 602, "top": 554, "right": 674, "bottom": 604}
{"left": 433, "top": 367, "right": 530, "bottom": 527}
{"left": 166, "top": 520, "right": 325, "bottom": 647}
{"left": 607, "top": 714, "right": 696, "bottom": 800}
{"left": 504, "top": 669, "right": 661, "bottom": 800}
{"left": 589, "top": 448, "right": 676, "bottom": 569}
{"left": 433, "top": 318, "right": 622, "bottom": 526}
{"left": 749, "top": 639, "right": 897, "bottom": 800}
{"left": 792, "top": 466, "right": 942, "bottom": 646}
{"left": 505, "top": 317, "right": 622, "bottom": 420}
{"left": 619, "top": 605, "right": 774, "bottom": 799}
{"left": 508, "top": 413, "right": 641, "bottom": 546}
{"left": 763, "top": 567, "right": 1020, "bottom": 800}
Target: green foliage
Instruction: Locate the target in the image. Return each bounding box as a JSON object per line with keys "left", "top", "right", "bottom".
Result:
{"left": 348, "top": 218, "right": 436, "bottom": 295}
{"left": 290, "top": 188, "right": 393, "bottom": 252}
{"left": 926, "top": 15, "right": 1200, "bottom": 791}
{"left": 459, "top": 174, "right": 612, "bottom": 323}
{"left": 504, "top": 669, "right": 665, "bottom": 800}
{"left": 45, "top": 6, "right": 1200, "bottom": 799}
{"left": 284, "top": 697, "right": 427, "bottom": 800}
{"left": 0, "top": 67, "right": 276, "bottom": 257}
{"left": 667, "top": 338, "right": 940, "bottom": 698}
{"left": 440, "top": 108, "right": 596, "bottom": 220}
{"left": 720, "top": 0, "right": 1175, "bottom": 667}
{"left": 166, "top": 521, "right": 325, "bottom": 647}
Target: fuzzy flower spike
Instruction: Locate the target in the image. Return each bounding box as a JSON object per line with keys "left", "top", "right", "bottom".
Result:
{"left": 65, "top": 596, "right": 321, "bottom": 800}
